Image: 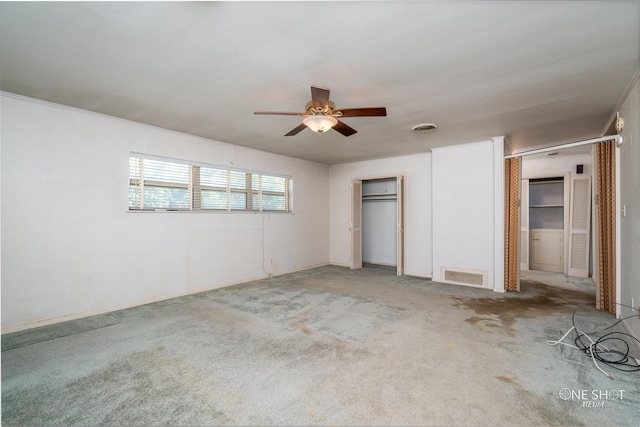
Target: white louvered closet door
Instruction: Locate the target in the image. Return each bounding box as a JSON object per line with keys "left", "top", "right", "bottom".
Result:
{"left": 568, "top": 176, "right": 591, "bottom": 277}
{"left": 350, "top": 179, "right": 363, "bottom": 270}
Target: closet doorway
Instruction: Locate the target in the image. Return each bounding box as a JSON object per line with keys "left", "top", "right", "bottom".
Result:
{"left": 350, "top": 175, "right": 404, "bottom": 275}
{"left": 521, "top": 169, "right": 592, "bottom": 277}
{"left": 527, "top": 177, "right": 566, "bottom": 273}
{"left": 507, "top": 135, "right": 619, "bottom": 310}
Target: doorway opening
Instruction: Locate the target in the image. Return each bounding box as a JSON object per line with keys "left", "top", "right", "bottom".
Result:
{"left": 350, "top": 175, "right": 404, "bottom": 276}
{"left": 527, "top": 177, "right": 566, "bottom": 273}
{"left": 362, "top": 177, "right": 397, "bottom": 268}
{"left": 518, "top": 151, "right": 595, "bottom": 298}
{"left": 507, "top": 135, "right": 621, "bottom": 314}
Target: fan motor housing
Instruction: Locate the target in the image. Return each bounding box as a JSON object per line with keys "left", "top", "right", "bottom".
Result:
{"left": 305, "top": 100, "right": 336, "bottom": 115}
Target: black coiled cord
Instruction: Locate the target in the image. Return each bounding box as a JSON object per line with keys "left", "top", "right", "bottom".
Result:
{"left": 572, "top": 302, "right": 640, "bottom": 374}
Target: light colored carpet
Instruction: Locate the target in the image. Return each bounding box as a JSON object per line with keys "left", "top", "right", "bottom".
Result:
{"left": 2, "top": 265, "right": 639, "bottom": 426}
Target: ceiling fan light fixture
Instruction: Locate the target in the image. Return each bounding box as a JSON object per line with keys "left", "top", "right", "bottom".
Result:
{"left": 303, "top": 115, "right": 338, "bottom": 134}
{"left": 256, "top": 86, "right": 385, "bottom": 137}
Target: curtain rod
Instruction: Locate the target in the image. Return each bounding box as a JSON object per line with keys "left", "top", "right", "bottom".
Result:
{"left": 505, "top": 135, "right": 623, "bottom": 159}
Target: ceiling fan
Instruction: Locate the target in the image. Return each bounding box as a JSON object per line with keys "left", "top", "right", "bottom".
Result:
{"left": 254, "top": 85, "right": 387, "bottom": 137}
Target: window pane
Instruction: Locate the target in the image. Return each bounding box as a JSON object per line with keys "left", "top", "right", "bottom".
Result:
{"left": 201, "top": 189, "right": 227, "bottom": 209}
{"left": 230, "top": 191, "right": 246, "bottom": 210}
{"left": 143, "top": 159, "right": 190, "bottom": 184}
{"left": 262, "top": 194, "right": 286, "bottom": 211}
{"left": 251, "top": 174, "right": 260, "bottom": 191}
{"left": 129, "top": 158, "right": 142, "bottom": 209}
{"left": 200, "top": 168, "right": 228, "bottom": 188}
{"left": 129, "top": 185, "right": 140, "bottom": 208}
{"left": 230, "top": 171, "right": 246, "bottom": 189}
{"left": 262, "top": 175, "right": 286, "bottom": 192}
{"left": 143, "top": 186, "right": 189, "bottom": 209}
{"left": 129, "top": 157, "right": 141, "bottom": 180}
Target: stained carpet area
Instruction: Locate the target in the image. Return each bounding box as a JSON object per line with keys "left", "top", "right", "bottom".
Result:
{"left": 2, "top": 265, "right": 639, "bottom": 426}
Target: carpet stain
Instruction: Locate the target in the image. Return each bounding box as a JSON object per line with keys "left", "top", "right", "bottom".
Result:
{"left": 465, "top": 316, "right": 500, "bottom": 326}
{"left": 496, "top": 374, "right": 520, "bottom": 386}
{"left": 452, "top": 280, "right": 594, "bottom": 335}
{"left": 302, "top": 339, "right": 372, "bottom": 360}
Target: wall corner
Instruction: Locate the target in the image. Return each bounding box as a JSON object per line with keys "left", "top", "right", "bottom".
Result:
{"left": 493, "top": 136, "right": 506, "bottom": 293}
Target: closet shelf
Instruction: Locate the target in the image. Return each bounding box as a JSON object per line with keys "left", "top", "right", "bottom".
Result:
{"left": 362, "top": 192, "right": 397, "bottom": 197}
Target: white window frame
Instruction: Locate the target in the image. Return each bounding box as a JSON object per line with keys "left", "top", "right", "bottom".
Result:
{"left": 129, "top": 153, "right": 293, "bottom": 213}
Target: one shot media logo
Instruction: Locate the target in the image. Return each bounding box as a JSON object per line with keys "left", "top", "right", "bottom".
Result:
{"left": 559, "top": 388, "right": 626, "bottom": 408}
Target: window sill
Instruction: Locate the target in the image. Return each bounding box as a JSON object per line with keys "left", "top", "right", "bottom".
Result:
{"left": 126, "top": 209, "right": 293, "bottom": 214}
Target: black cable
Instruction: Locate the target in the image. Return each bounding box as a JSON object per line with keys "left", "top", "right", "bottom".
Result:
{"left": 570, "top": 301, "right": 640, "bottom": 374}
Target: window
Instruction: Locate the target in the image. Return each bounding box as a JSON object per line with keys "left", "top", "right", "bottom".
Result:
{"left": 129, "top": 154, "right": 292, "bottom": 212}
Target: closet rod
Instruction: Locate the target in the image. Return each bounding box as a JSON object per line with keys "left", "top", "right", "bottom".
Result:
{"left": 505, "top": 134, "right": 622, "bottom": 159}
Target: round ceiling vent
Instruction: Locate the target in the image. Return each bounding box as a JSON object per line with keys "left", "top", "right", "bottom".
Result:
{"left": 412, "top": 123, "right": 438, "bottom": 132}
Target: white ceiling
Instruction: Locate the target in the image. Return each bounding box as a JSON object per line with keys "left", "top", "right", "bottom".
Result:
{"left": 1, "top": 1, "right": 638, "bottom": 165}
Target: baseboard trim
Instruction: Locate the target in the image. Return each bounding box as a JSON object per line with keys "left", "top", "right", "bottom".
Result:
{"left": 620, "top": 317, "right": 640, "bottom": 355}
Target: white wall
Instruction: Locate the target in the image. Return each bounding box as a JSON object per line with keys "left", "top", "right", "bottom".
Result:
{"left": 618, "top": 76, "right": 640, "bottom": 339}
{"left": 431, "top": 139, "right": 502, "bottom": 289}
{"left": 522, "top": 153, "right": 592, "bottom": 179}
{"left": 329, "top": 153, "right": 432, "bottom": 278}
{"left": 1, "top": 94, "right": 330, "bottom": 332}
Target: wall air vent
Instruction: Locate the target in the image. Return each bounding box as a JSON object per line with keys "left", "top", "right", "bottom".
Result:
{"left": 441, "top": 267, "right": 487, "bottom": 287}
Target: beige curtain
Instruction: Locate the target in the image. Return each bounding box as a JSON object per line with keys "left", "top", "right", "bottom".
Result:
{"left": 504, "top": 157, "right": 521, "bottom": 292}
{"left": 595, "top": 140, "right": 616, "bottom": 313}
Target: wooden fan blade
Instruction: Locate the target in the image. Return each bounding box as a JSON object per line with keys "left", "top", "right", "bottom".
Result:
{"left": 311, "top": 86, "right": 330, "bottom": 109}
{"left": 285, "top": 123, "right": 308, "bottom": 136}
{"left": 333, "top": 120, "right": 357, "bottom": 137}
{"left": 254, "top": 111, "right": 304, "bottom": 116}
{"left": 336, "top": 107, "right": 387, "bottom": 117}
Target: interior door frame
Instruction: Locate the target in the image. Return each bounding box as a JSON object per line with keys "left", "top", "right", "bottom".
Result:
{"left": 520, "top": 178, "right": 529, "bottom": 272}
{"left": 506, "top": 135, "right": 620, "bottom": 311}
{"left": 396, "top": 175, "right": 405, "bottom": 276}
{"left": 350, "top": 174, "right": 405, "bottom": 276}
{"left": 350, "top": 179, "right": 363, "bottom": 270}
